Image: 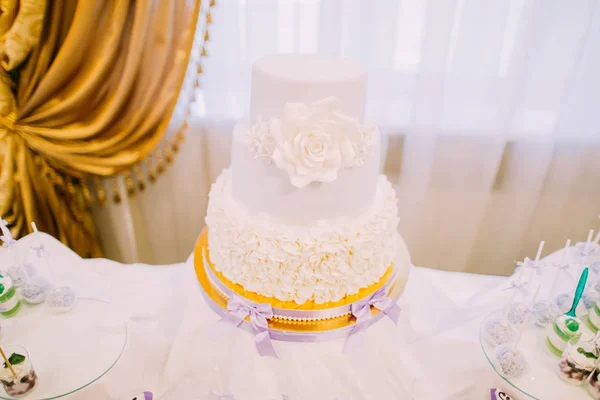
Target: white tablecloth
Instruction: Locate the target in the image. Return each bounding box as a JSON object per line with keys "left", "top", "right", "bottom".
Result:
{"left": 0, "top": 233, "right": 525, "bottom": 400}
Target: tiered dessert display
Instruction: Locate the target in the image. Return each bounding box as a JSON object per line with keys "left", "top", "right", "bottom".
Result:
{"left": 480, "top": 228, "right": 600, "bottom": 399}
{"left": 196, "top": 54, "right": 410, "bottom": 351}
{"left": 188, "top": 55, "right": 412, "bottom": 398}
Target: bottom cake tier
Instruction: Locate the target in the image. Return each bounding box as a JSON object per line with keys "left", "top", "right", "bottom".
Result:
{"left": 205, "top": 168, "right": 408, "bottom": 305}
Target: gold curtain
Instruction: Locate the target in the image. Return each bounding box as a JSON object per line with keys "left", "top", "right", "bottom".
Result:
{"left": 0, "top": 0, "right": 206, "bottom": 257}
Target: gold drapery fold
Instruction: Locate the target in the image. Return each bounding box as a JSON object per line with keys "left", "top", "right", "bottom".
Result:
{"left": 0, "top": 0, "right": 204, "bottom": 257}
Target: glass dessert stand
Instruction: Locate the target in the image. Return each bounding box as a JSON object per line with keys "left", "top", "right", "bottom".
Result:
{"left": 480, "top": 309, "right": 592, "bottom": 400}
{"left": 0, "top": 298, "right": 127, "bottom": 399}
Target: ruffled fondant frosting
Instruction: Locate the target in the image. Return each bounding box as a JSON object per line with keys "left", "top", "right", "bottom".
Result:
{"left": 205, "top": 169, "right": 399, "bottom": 304}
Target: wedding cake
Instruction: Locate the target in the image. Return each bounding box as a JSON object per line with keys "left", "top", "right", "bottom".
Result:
{"left": 204, "top": 54, "right": 410, "bottom": 308}
{"left": 164, "top": 55, "right": 414, "bottom": 399}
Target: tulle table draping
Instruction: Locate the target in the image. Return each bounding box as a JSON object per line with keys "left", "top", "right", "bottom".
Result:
{"left": 0, "top": 233, "right": 526, "bottom": 400}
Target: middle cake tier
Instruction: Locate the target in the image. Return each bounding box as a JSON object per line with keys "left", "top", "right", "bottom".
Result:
{"left": 205, "top": 168, "right": 405, "bottom": 305}
{"left": 230, "top": 119, "right": 382, "bottom": 224}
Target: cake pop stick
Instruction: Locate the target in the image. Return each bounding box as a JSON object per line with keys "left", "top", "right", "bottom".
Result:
{"left": 535, "top": 241, "right": 545, "bottom": 262}
{"left": 531, "top": 284, "right": 542, "bottom": 306}
{"left": 532, "top": 241, "right": 545, "bottom": 278}
{"left": 595, "top": 230, "right": 600, "bottom": 245}
{"left": 550, "top": 240, "right": 572, "bottom": 297}
{"left": 586, "top": 230, "right": 594, "bottom": 254}
{"left": 503, "top": 265, "right": 528, "bottom": 311}
{"left": 30, "top": 223, "right": 53, "bottom": 279}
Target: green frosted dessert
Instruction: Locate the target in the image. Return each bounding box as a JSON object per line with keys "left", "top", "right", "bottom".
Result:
{"left": 0, "top": 275, "right": 21, "bottom": 317}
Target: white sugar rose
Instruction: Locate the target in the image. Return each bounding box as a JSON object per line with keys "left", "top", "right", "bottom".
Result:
{"left": 271, "top": 97, "right": 359, "bottom": 188}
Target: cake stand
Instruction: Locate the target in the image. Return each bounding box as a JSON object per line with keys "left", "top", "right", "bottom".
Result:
{"left": 480, "top": 310, "right": 592, "bottom": 399}
{"left": 0, "top": 298, "right": 127, "bottom": 399}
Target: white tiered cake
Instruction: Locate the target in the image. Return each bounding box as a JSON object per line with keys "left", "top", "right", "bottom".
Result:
{"left": 163, "top": 55, "right": 414, "bottom": 400}
{"left": 205, "top": 54, "right": 410, "bottom": 306}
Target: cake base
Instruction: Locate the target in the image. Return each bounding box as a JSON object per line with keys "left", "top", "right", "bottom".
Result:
{"left": 158, "top": 231, "right": 413, "bottom": 399}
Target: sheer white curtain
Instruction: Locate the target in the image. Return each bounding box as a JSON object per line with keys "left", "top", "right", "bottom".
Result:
{"left": 96, "top": 0, "right": 600, "bottom": 274}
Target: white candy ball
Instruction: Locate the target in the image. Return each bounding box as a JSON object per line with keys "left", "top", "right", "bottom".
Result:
{"left": 496, "top": 345, "right": 526, "bottom": 378}
{"left": 532, "top": 300, "right": 558, "bottom": 327}
{"left": 47, "top": 286, "right": 77, "bottom": 313}
{"left": 505, "top": 302, "right": 530, "bottom": 325}
{"left": 483, "top": 318, "right": 517, "bottom": 347}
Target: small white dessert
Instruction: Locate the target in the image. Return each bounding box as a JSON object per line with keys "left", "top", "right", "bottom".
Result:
{"left": 557, "top": 341, "right": 598, "bottom": 385}
{"left": 495, "top": 345, "right": 526, "bottom": 378}
{"left": 504, "top": 302, "right": 530, "bottom": 326}
{"left": 483, "top": 318, "right": 517, "bottom": 347}
{"left": 18, "top": 283, "right": 45, "bottom": 305}
{"left": 0, "top": 365, "right": 38, "bottom": 396}
{"left": 47, "top": 286, "right": 76, "bottom": 313}
{"left": 532, "top": 300, "right": 558, "bottom": 327}
{"left": 18, "top": 276, "right": 50, "bottom": 305}
{"left": 547, "top": 315, "right": 583, "bottom": 355}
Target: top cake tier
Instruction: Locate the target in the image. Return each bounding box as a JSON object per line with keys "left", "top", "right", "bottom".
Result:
{"left": 250, "top": 54, "right": 367, "bottom": 124}
{"left": 232, "top": 54, "right": 380, "bottom": 224}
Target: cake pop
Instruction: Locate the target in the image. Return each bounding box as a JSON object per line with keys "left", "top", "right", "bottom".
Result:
{"left": 532, "top": 300, "right": 558, "bottom": 327}
{"left": 483, "top": 318, "right": 518, "bottom": 347}
{"left": 555, "top": 293, "right": 587, "bottom": 316}
{"left": 46, "top": 286, "right": 77, "bottom": 313}
{"left": 496, "top": 345, "right": 526, "bottom": 378}
{"left": 504, "top": 302, "right": 531, "bottom": 326}
{"left": 18, "top": 276, "right": 50, "bottom": 305}
{"left": 530, "top": 284, "right": 557, "bottom": 327}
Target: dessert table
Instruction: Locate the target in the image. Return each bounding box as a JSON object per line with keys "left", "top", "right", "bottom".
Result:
{"left": 0, "top": 232, "right": 534, "bottom": 399}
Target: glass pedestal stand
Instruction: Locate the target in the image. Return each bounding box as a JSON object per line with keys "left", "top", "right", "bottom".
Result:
{"left": 0, "top": 299, "right": 127, "bottom": 399}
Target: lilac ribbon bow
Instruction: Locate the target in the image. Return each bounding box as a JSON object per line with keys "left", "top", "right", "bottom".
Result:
{"left": 344, "top": 287, "right": 401, "bottom": 352}
{"left": 554, "top": 261, "right": 576, "bottom": 281}
{"left": 30, "top": 242, "right": 47, "bottom": 258}
{"left": 575, "top": 242, "right": 597, "bottom": 258}
{"left": 517, "top": 257, "right": 544, "bottom": 276}
{"left": 218, "top": 295, "right": 278, "bottom": 359}
{"left": 502, "top": 280, "right": 529, "bottom": 297}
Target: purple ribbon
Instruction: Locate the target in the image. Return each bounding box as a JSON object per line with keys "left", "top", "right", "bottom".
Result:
{"left": 199, "top": 247, "right": 404, "bottom": 344}
{"left": 517, "top": 257, "right": 544, "bottom": 276}
{"left": 30, "top": 242, "right": 47, "bottom": 258}
{"left": 575, "top": 242, "right": 598, "bottom": 258}
{"left": 344, "top": 286, "right": 401, "bottom": 352}
{"left": 502, "top": 280, "right": 529, "bottom": 297}
{"left": 554, "top": 262, "right": 575, "bottom": 281}
{"left": 217, "top": 294, "right": 278, "bottom": 359}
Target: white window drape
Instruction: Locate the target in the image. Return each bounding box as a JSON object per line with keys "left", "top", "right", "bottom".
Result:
{"left": 95, "top": 0, "right": 600, "bottom": 274}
